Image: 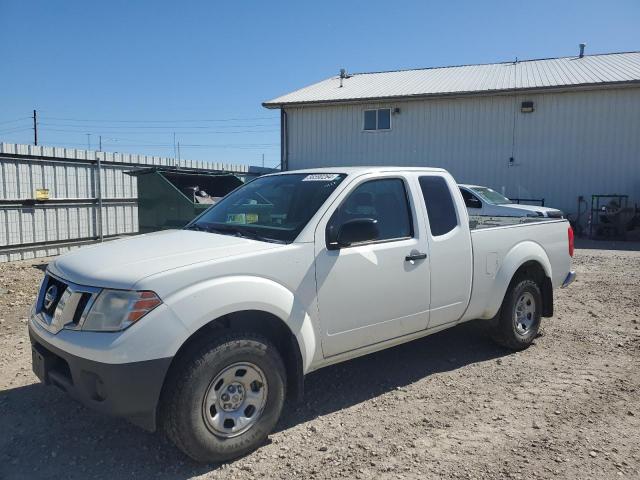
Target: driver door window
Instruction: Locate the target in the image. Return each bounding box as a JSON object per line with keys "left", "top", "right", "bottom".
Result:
{"left": 328, "top": 178, "right": 413, "bottom": 244}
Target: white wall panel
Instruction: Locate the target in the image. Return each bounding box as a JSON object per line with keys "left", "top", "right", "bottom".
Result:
{"left": 286, "top": 86, "right": 640, "bottom": 218}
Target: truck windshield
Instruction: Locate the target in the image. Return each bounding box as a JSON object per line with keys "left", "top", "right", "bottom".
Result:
{"left": 472, "top": 187, "right": 512, "bottom": 205}
{"left": 186, "top": 173, "right": 347, "bottom": 243}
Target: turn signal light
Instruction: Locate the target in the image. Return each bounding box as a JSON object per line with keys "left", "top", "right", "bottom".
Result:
{"left": 127, "top": 291, "right": 162, "bottom": 323}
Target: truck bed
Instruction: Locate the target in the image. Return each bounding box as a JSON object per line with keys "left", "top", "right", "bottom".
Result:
{"left": 463, "top": 218, "right": 571, "bottom": 322}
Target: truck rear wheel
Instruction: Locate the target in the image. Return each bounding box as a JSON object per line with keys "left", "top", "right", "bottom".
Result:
{"left": 161, "top": 331, "right": 286, "bottom": 463}
{"left": 491, "top": 278, "right": 542, "bottom": 350}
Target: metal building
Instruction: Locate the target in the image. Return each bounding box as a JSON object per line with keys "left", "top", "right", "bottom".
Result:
{"left": 263, "top": 50, "right": 640, "bottom": 227}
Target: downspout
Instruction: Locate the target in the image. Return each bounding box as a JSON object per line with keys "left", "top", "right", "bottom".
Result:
{"left": 280, "top": 108, "right": 289, "bottom": 171}
{"left": 509, "top": 58, "right": 518, "bottom": 167}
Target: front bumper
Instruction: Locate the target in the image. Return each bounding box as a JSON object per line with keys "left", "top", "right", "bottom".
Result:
{"left": 561, "top": 270, "right": 577, "bottom": 288}
{"left": 29, "top": 322, "right": 172, "bottom": 431}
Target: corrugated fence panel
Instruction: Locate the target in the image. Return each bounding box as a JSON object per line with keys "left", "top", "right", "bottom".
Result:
{"left": 0, "top": 143, "right": 253, "bottom": 262}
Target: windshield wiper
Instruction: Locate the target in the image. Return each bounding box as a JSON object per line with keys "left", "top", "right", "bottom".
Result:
{"left": 187, "top": 223, "right": 284, "bottom": 244}
{"left": 234, "top": 228, "right": 285, "bottom": 244}
{"left": 184, "top": 223, "right": 209, "bottom": 232}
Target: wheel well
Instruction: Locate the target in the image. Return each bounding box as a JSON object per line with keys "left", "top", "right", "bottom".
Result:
{"left": 163, "top": 310, "right": 304, "bottom": 407}
{"left": 511, "top": 261, "right": 553, "bottom": 317}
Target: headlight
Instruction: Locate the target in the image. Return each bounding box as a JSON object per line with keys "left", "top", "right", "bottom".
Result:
{"left": 82, "top": 290, "right": 162, "bottom": 332}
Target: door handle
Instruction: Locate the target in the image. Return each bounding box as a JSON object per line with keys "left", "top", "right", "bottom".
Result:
{"left": 405, "top": 252, "right": 427, "bottom": 262}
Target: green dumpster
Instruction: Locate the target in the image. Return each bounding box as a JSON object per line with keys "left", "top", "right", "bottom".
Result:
{"left": 126, "top": 167, "right": 244, "bottom": 233}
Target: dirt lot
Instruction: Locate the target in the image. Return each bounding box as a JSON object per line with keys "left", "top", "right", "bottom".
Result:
{"left": 1, "top": 242, "right": 639, "bottom": 479}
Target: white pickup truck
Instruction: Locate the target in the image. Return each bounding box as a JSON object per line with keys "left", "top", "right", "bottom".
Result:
{"left": 29, "top": 167, "right": 576, "bottom": 462}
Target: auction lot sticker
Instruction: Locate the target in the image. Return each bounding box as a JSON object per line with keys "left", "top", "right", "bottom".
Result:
{"left": 302, "top": 174, "right": 341, "bottom": 181}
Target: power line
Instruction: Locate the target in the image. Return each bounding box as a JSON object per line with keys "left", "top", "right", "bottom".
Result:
{"left": 0, "top": 117, "right": 31, "bottom": 125}
{"left": 39, "top": 123, "right": 278, "bottom": 131}
{"left": 40, "top": 120, "right": 279, "bottom": 128}
{"left": 39, "top": 115, "right": 280, "bottom": 123}
{"left": 0, "top": 126, "right": 33, "bottom": 134}
{"left": 41, "top": 128, "right": 279, "bottom": 135}
{"left": 38, "top": 140, "right": 279, "bottom": 149}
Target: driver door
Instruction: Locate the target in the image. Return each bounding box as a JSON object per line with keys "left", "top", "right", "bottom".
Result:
{"left": 314, "top": 174, "right": 431, "bottom": 358}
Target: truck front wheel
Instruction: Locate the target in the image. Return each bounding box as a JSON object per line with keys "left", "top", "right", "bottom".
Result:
{"left": 161, "top": 332, "right": 286, "bottom": 463}
{"left": 491, "top": 278, "right": 542, "bottom": 350}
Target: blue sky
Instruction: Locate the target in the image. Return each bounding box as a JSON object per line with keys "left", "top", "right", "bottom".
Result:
{"left": 1, "top": 0, "right": 638, "bottom": 168}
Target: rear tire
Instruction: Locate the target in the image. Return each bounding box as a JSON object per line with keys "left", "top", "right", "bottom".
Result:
{"left": 161, "top": 331, "right": 286, "bottom": 463}
{"left": 491, "top": 278, "right": 542, "bottom": 350}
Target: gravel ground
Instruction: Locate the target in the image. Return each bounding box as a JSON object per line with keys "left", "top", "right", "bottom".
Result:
{"left": 0, "top": 242, "right": 639, "bottom": 479}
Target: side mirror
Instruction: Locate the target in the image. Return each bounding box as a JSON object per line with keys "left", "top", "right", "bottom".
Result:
{"left": 327, "top": 218, "right": 379, "bottom": 250}
{"left": 465, "top": 197, "right": 482, "bottom": 209}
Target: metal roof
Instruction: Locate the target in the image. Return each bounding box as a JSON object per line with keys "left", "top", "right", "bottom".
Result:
{"left": 271, "top": 166, "right": 446, "bottom": 175}
{"left": 124, "top": 167, "right": 239, "bottom": 177}
{"left": 263, "top": 51, "right": 640, "bottom": 107}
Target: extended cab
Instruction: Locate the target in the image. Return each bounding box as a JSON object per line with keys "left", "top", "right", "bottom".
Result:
{"left": 29, "top": 167, "right": 576, "bottom": 462}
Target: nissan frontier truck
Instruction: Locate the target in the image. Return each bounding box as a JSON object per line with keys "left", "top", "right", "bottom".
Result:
{"left": 29, "top": 167, "right": 576, "bottom": 462}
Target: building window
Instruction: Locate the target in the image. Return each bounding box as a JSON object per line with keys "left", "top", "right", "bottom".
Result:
{"left": 363, "top": 109, "right": 391, "bottom": 131}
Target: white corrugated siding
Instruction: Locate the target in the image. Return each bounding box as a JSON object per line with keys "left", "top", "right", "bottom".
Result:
{"left": 285, "top": 86, "right": 640, "bottom": 218}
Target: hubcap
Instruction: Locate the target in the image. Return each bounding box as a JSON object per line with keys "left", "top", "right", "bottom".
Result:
{"left": 514, "top": 291, "right": 536, "bottom": 335}
{"left": 202, "top": 362, "right": 268, "bottom": 438}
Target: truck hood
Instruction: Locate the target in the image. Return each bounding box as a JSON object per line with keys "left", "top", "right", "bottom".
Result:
{"left": 49, "top": 230, "right": 282, "bottom": 290}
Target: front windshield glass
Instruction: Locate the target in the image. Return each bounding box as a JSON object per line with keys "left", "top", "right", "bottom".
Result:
{"left": 473, "top": 187, "right": 512, "bottom": 205}
{"left": 187, "top": 173, "right": 347, "bottom": 243}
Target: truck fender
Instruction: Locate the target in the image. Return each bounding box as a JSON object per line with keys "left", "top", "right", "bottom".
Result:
{"left": 163, "top": 275, "right": 316, "bottom": 373}
{"left": 482, "top": 241, "right": 552, "bottom": 319}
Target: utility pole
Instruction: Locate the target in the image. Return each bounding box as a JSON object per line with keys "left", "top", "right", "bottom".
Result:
{"left": 173, "top": 132, "right": 177, "bottom": 159}
{"left": 86, "top": 133, "right": 91, "bottom": 150}
{"left": 96, "top": 152, "right": 104, "bottom": 243}
{"left": 32, "top": 110, "right": 38, "bottom": 146}
{"left": 262, "top": 153, "right": 265, "bottom": 168}
{"left": 99, "top": 135, "right": 102, "bottom": 152}
{"left": 177, "top": 141, "right": 181, "bottom": 161}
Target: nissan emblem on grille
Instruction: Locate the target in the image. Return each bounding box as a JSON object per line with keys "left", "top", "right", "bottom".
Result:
{"left": 44, "top": 284, "right": 58, "bottom": 310}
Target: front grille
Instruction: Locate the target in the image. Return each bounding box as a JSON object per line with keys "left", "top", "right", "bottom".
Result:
{"left": 41, "top": 276, "right": 67, "bottom": 316}
{"left": 35, "top": 274, "right": 101, "bottom": 334}
{"left": 71, "top": 293, "right": 92, "bottom": 326}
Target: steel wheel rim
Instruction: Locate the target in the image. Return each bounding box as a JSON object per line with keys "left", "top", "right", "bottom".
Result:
{"left": 202, "top": 362, "right": 268, "bottom": 438}
{"left": 514, "top": 291, "right": 536, "bottom": 335}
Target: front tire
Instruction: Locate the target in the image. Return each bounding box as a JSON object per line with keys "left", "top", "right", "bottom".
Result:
{"left": 491, "top": 278, "right": 542, "bottom": 350}
{"left": 161, "top": 331, "right": 286, "bottom": 463}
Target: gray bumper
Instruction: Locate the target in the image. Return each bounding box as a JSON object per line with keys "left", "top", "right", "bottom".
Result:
{"left": 561, "top": 270, "right": 577, "bottom": 288}
{"left": 29, "top": 323, "right": 172, "bottom": 431}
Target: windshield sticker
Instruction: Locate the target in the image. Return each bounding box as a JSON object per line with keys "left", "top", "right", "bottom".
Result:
{"left": 302, "top": 173, "right": 341, "bottom": 182}
{"left": 227, "top": 213, "right": 247, "bottom": 224}
{"left": 246, "top": 213, "right": 259, "bottom": 224}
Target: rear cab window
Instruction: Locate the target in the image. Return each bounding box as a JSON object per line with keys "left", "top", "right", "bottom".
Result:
{"left": 418, "top": 176, "right": 459, "bottom": 236}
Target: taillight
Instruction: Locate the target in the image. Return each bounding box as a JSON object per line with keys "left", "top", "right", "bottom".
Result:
{"left": 568, "top": 226, "right": 574, "bottom": 257}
